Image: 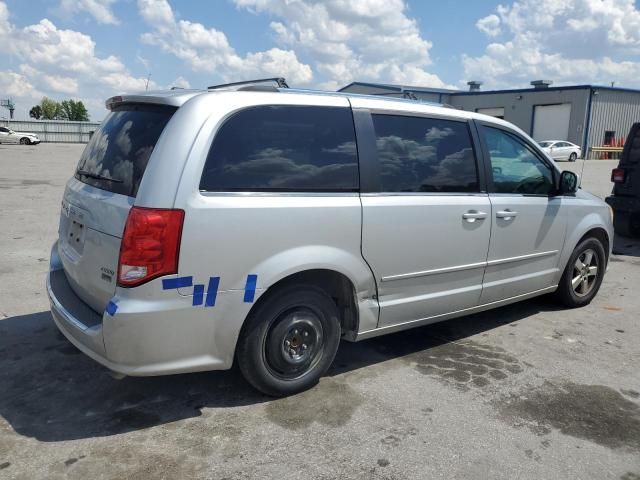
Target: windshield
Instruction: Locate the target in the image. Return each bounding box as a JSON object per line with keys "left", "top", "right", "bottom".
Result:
{"left": 75, "top": 103, "right": 176, "bottom": 197}
{"left": 538, "top": 141, "right": 553, "bottom": 147}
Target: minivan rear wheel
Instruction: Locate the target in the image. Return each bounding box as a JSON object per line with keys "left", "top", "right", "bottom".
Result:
{"left": 555, "top": 237, "right": 606, "bottom": 307}
{"left": 236, "top": 285, "right": 341, "bottom": 396}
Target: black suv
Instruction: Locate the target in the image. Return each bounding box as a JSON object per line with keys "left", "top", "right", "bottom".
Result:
{"left": 606, "top": 123, "right": 640, "bottom": 237}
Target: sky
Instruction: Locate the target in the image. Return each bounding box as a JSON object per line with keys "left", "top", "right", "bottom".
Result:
{"left": 1, "top": 0, "right": 639, "bottom": 121}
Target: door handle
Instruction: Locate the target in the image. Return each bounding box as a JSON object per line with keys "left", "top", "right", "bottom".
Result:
{"left": 462, "top": 211, "right": 488, "bottom": 222}
{"left": 496, "top": 209, "right": 518, "bottom": 220}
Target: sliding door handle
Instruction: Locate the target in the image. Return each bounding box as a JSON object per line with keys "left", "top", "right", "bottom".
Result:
{"left": 496, "top": 210, "right": 518, "bottom": 219}
{"left": 463, "top": 211, "right": 488, "bottom": 222}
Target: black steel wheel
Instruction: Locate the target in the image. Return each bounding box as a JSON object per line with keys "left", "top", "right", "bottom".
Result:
{"left": 237, "top": 284, "right": 341, "bottom": 396}
{"left": 555, "top": 237, "right": 606, "bottom": 307}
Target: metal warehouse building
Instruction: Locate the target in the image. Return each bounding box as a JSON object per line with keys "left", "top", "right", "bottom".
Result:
{"left": 339, "top": 81, "right": 640, "bottom": 158}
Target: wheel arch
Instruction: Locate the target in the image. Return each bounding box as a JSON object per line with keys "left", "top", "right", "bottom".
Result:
{"left": 560, "top": 222, "right": 612, "bottom": 276}
{"left": 243, "top": 269, "right": 361, "bottom": 339}
{"left": 577, "top": 227, "right": 610, "bottom": 263}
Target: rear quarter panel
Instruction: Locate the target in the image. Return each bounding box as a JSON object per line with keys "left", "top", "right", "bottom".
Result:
{"left": 168, "top": 92, "right": 379, "bottom": 352}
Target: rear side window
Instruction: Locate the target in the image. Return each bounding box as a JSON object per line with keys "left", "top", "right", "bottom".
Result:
{"left": 200, "top": 105, "right": 358, "bottom": 192}
{"left": 75, "top": 104, "right": 176, "bottom": 197}
{"left": 371, "top": 114, "right": 479, "bottom": 193}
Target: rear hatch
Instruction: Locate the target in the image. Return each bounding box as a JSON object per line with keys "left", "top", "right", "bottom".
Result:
{"left": 612, "top": 123, "right": 640, "bottom": 197}
{"left": 57, "top": 103, "right": 176, "bottom": 313}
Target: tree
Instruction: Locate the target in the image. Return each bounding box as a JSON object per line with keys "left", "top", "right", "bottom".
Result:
{"left": 40, "top": 97, "right": 61, "bottom": 120}
{"left": 59, "top": 100, "right": 90, "bottom": 121}
{"left": 29, "top": 105, "right": 42, "bottom": 119}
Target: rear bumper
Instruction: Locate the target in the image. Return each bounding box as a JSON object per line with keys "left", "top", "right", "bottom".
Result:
{"left": 605, "top": 195, "right": 640, "bottom": 213}
{"left": 47, "top": 243, "right": 246, "bottom": 376}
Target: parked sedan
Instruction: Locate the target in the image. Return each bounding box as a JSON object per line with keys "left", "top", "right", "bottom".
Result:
{"left": 0, "top": 126, "right": 41, "bottom": 145}
{"left": 538, "top": 140, "right": 581, "bottom": 161}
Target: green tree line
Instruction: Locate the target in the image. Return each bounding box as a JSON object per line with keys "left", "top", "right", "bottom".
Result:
{"left": 29, "top": 97, "right": 90, "bottom": 121}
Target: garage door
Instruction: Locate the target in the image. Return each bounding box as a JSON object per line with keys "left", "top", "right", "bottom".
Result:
{"left": 532, "top": 104, "right": 571, "bottom": 141}
{"left": 476, "top": 107, "right": 505, "bottom": 119}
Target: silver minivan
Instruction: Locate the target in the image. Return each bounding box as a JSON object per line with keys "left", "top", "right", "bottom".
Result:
{"left": 47, "top": 80, "right": 613, "bottom": 396}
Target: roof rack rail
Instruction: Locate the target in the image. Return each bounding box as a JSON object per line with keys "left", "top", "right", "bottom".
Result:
{"left": 207, "top": 77, "right": 289, "bottom": 90}
{"left": 371, "top": 91, "right": 419, "bottom": 100}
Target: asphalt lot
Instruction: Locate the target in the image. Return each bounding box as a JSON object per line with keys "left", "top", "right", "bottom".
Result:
{"left": 0, "top": 144, "right": 639, "bottom": 480}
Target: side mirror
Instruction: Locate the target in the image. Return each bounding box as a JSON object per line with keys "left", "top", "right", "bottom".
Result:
{"left": 559, "top": 170, "right": 579, "bottom": 195}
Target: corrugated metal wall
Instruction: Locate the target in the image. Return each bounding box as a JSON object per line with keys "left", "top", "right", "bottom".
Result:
{"left": 0, "top": 119, "right": 101, "bottom": 143}
{"left": 450, "top": 89, "right": 591, "bottom": 149}
{"left": 587, "top": 89, "right": 640, "bottom": 156}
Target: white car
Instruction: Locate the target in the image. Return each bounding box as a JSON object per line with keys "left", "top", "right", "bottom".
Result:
{"left": 539, "top": 140, "right": 581, "bottom": 161}
{"left": 0, "top": 126, "right": 41, "bottom": 145}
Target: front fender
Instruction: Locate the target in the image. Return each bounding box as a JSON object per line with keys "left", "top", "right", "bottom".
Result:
{"left": 556, "top": 208, "right": 613, "bottom": 283}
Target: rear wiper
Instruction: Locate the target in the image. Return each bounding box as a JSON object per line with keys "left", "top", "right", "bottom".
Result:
{"left": 76, "top": 170, "right": 123, "bottom": 183}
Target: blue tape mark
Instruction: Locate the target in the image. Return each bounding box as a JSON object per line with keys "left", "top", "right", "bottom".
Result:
{"left": 244, "top": 274, "right": 257, "bottom": 303}
{"left": 162, "top": 276, "right": 193, "bottom": 290}
{"left": 192, "top": 284, "right": 204, "bottom": 306}
{"left": 205, "top": 277, "right": 220, "bottom": 307}
{"left": 105, "top": 301, "right": 118, "bottom": 316}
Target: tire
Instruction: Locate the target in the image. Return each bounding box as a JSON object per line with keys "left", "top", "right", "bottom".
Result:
{"left": 555, "top": 237, "right": 606, "bottom": 308}
{"left": 569, "top": 152, "right": 577, "bottom": 162}
{"left": 236, "top": 284, "right": 341, "bottom": 396}
{"left": 19, "top": 137, "right": 30, "bottom": 145}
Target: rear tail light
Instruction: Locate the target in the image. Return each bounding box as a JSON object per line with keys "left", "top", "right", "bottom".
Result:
{"left": 611, "top": 168, "right": 626, "bottom": 184}
{"left": 117, "top": 207, "right": 184, "bottom": 287}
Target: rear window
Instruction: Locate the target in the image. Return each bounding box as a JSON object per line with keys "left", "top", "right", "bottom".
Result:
{"left": 75, "top": 104, "right": 176, "bottom": 197}
{"left": 199, "top": 105, "right": 359, "bottom": 192}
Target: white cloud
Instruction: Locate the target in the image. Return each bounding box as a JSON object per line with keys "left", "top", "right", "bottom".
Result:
{"left": 235, "top": 0, "right": 452, "bottom": 89}
{"left": 0, "top": 1, "right": 155, "bottom": 119}
{"left": 171, "top": 76, "right": 191, "bottom": 89}
{"left": 0, "top": 71, "right": 40, "bottom": 99}
{"left": 137, "top": 0, "right": 313, "bottom": 84}
{"left": 0, "top": 0, "right": 9, "bottom": 35}
{"left": 467, "top": 0, "right": 640, "bottom": 88}
{"left": 476, "top": 14, "right": 501, "bottom": 37}
{"left": 57, "top": 0, "right": 120, "bottom": 25}
{"left": 19, "top": 64, "right": 79, "bottom": 95}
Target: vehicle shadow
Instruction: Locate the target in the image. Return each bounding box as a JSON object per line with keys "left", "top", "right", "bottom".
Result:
{"left": 0, "top": 298, "right": 560, "bottom": 442}
{"left": 612, "top": 234, "right": 640, "bottom": 257}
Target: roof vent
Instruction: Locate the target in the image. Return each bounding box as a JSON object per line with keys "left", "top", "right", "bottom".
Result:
{"left": 467, "top": 81, "right": 483, "bottom": 92}
{"left": 531, "top": 80, "right": 553, "bottom": 89}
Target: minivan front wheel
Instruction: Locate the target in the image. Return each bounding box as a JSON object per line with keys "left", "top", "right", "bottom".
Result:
{"left": 237, "top": 285, "right": 341, "bottom": 396}
{"left": 555, "top": 237, "right": 606, "bottom": 307}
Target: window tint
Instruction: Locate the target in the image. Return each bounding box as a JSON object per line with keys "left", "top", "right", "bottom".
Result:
{"left": 75, "top": 104, "right": 176, "bottom": 197}
{"left": 371, "top": 114, "right": 478, "bottom": 193}
{"left": 200, "top": 106, "right": 358, "bottom": 192}
{"left": 0, "top": 127, "right": 8, "bottom": 133}
{"left": 482, "top": 126, "right": 555, "bottom": 195}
